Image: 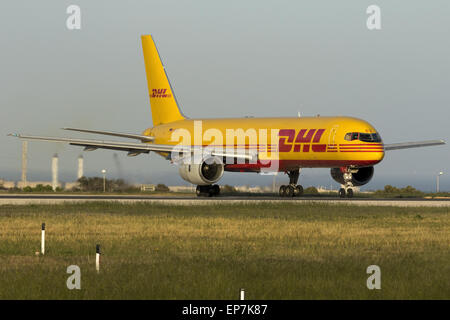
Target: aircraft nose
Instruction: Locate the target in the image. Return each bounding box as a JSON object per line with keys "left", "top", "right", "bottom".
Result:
{"left": 377, "top": 145, "right": 385, "bottom": 163}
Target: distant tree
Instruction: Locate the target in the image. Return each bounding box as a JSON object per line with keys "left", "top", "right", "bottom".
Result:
{"left": 383, "top": 185, "right": 399, "bottom": 193}
{"left": 400, "top": 185, "right": 422, "bottom": 195}
{"left": 377, "top": 184, "right": 422, "bottom": 196}
{"left": 221, "top": 185, "right": 236, "bottom": 193}
{"left": 8, "top": 187, "right": 21, "bottom": 193}
{"left": 155, "top": 184, "right": 170, "bottom": 192}
{"left": 77, "top": 176, "right": 105, "bottom": 192}
{"left": 23, "top": 186, "right": 33, "bottom": 192}
{"left": 77, "top": 176, "right": 88, "bottom": 191}
{"left": 33, "top": 184, "right": 53, "bottom": 192}
{"left": 304, "top": 186, "right": 319, "bottom": 195}
{"left": 75, "top": 176, "right": 152, "bottom": 193}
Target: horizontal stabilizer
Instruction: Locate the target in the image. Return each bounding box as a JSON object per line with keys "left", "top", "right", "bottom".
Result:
{"left": 384, "top": 140, "right": 445, "bottom": 151}
{"left": 62, "top": 127, "right": 154, "bottom": 142}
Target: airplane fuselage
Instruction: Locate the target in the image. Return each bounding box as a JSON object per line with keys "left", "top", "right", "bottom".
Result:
{"left": 143, "top": 116, "right": 385, "bottom": 172}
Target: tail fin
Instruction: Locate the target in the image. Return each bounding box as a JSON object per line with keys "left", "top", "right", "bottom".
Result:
{"left": 141, "top": 35, "right": 185, "bottom": 126}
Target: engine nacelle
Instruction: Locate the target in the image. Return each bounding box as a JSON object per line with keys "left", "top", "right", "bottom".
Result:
{"left": 330, "top": 166, "right": 374, "bottom": 186}
{"left": 179, "top": 156, "right": 224, "bottom": 185}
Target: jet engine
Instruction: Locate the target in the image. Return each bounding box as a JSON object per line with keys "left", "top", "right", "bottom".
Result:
{"left": 330, "top": 166, "right": 374, "bottom": 186}
{"left": 179, "top": 156, "right": 224, "bottom": 185}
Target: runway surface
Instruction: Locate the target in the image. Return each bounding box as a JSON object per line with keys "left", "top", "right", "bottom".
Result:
{"left": 0, "top": 194, "right": 449, "bottom": 207}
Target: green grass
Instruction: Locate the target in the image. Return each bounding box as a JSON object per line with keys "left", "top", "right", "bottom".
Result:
{"left": 0, "top": 202, "right": 449, "bottom": 299}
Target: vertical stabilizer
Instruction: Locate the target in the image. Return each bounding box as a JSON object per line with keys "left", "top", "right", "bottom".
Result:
{"left": 141, "top": 35, "right": 185, "bottom": 126}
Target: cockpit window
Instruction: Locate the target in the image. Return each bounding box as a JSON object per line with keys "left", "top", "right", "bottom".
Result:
{"left": 344, "top": 132, "right": 382, "bottom": 142}
{"left": 359, "top": 133, "right": 373, "bottom": 142}
{"left": 344, "top": 133, "right": 352, "bottom": 141}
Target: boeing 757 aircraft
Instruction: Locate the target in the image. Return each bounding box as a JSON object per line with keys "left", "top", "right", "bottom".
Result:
{"left": 9, "top": 35, "right": 445, "bottom": 198}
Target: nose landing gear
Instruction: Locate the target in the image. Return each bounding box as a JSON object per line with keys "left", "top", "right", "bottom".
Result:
{"left": 339, "top": 168, "right": 356, "bottom": 198}
{"left": 338, "top": 187, "right": 354, "bottom": 198}
{"left": 279, "top": 169, "right": 304, "bottom": 197}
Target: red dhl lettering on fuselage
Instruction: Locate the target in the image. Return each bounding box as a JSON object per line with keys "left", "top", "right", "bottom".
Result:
{"left": 278, "top": 129, "right": 326, "bottom": 152}
{"left": 151, "top": 88, "right": 172, "bottom": 98}
{"left": 278, "top": 129, "right": 384, "bottom": 153}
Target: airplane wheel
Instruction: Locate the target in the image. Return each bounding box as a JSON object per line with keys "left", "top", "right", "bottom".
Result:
{"left": 346, "top": 188, "right": 354, "bottom": 198}
{"left": 196, "top": 185, "right": 213, "bottom": 197}
{"left": 295, "top": 185, "right": 304, "bottom": 197}
{"left": 212, "top": 184, "right": 220, "bottom": 196}
{"left": 339, "top": 188, "right": 346, "bottom": 198}
{"left": 279, "top": 185, "right": 286, "bottom": 197}
{"left": 285, "top": 185, "right": 294, "bottom": 197}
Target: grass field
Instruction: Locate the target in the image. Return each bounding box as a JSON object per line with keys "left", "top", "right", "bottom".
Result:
{"left": 0, "top": 202, "right": 448, "bottom": 299}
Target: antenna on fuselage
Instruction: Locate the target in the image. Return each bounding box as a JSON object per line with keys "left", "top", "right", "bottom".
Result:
{"left": 297, "top": 111, "right": 301, "bottom": 118}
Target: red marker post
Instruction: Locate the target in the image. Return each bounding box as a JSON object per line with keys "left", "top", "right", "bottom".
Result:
{"left": 41, "top": 223, "right": 45, "bottom": 255}
{"left": 96, "top": 244, "right": 100, "bottom": 273}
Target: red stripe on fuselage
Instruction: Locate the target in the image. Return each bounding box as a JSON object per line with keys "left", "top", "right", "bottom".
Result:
{"left": 224, "top": 159, "right": 382, "bottom": 172}
{"left": 339, "top": 144, "right": 383, "bottom": 146}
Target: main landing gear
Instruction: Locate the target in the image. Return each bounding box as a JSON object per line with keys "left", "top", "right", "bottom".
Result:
{"left": 338, "top": 167, "right": 356, "bottom": 198}
{"left": 196, "top": 184, "right": 220, "bottom": 197}
{"left": 279, "top": 169, "right": 304, "bottom": 197}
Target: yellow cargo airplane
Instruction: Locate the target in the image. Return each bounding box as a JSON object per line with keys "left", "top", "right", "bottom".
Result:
{"left": 10, "top": 35, "right": 446, "bottom": 198}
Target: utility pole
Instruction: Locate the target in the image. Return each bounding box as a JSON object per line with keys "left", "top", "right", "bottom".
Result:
{"left": 21, "top": 141, "right": 28, "bottom": 183}
{"left": 101, "top": 169, "right": 106, "bottom": 192}
{"left": 437, "top": 171, "right": 443, "bottom": 193}
{"left": 52, "top": 154, "right": 59, "bottom": 191}
{"left": 77, "top": 155, "right": 84, "bottom": 179}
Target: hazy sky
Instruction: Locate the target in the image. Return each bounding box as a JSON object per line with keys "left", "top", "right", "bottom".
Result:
{"left": 1, "top": 1, "right": 449, "bottom": 191}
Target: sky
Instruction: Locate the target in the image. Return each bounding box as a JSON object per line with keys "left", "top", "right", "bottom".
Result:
{"left": 1, "top": 0, "right": 449, "bottom": 191}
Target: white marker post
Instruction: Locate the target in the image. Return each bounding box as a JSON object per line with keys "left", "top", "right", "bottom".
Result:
{"left": 41, "top": 223, "right": 45, "bottom": 255}
{"left": 240, "top": 288, "right": 245, "bottom": 300}
{"left": 96, "top": 244, "right": 100, "bottom": 273}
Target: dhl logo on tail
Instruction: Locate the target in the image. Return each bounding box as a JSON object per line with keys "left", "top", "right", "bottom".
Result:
{"left": 151, "top": 88, "right": 172, "bottom": 98}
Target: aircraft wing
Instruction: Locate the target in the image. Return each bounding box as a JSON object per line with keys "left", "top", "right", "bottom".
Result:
{"left": 8, "top": 133, "right": 256, "bottom": 160}
{"left": 384, "top": 140, "right": 445, "bottom": 151}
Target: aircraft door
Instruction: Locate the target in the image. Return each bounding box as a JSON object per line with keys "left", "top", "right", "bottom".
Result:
{"left": 328, "top": 125, "right": 339, "bottom": 146}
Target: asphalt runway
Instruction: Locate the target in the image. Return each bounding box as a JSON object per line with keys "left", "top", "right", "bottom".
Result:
{"left": 0, "top": 194, "right": 449, "bottom": 207}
